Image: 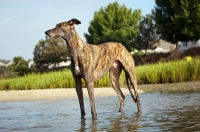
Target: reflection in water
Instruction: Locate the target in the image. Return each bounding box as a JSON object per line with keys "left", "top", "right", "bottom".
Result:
{"left": 154, "top": 105, "right": 200, "bottom": 131}
{"left": 77, "top": 111, "right": 142, "bottom": 132}
{"left": 78, "top": 119, "right": 86, "bottom": 132}
{"left": 0, "top": 93, "right": 200, "bottom": 131}
{"left": 78, "top": 119, "right": 98, "bottom": 132}
{"left": 91, "top": 120, "right": 97, "bottom": 132}
{"left": 110, "top": 112, "right": 141, "bottom": 131}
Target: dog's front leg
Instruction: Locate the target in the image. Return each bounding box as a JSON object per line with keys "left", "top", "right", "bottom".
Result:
{"left": 74, "top": 76, "right": 85, "bottom": 119}
{"left": 86, "top": 81, "right": 97, "bottom": 119}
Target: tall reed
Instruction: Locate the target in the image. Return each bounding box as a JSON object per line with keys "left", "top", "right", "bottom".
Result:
{"left": 136, "top": 59, "right": 200, "bottom": 84}
{"left": 0, "top": 59, "right": 200, "bottom": 90}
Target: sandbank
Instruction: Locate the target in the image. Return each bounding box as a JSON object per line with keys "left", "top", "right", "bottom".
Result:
{"left": 0, "top": 88, "right": 145, "bottom": 103}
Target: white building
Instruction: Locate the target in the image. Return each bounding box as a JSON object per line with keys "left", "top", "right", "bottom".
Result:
{"left": 154, "top": 40, "right": 176, "bottom": 53}
{"left": 178, "top": 40, "right": 200, "bottom": 51}
{"left": 132, "top": 40, "right": 176, "bottom": 54}
{"left": 0, "top": 62, "right": 6, "bottom": 67}
{"left": 48, "top": 61, "right": 71, "bottom": 69}
{"left": 6, "top": 61, "right": 13, "bottom": 67}
{"left": 28, "top": 60, "right": 35, "bottom": 68}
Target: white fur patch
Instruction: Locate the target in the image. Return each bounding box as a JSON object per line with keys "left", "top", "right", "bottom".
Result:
{"left": 112, "top": 61, "right": 119, "bottom": 68}
{"left": 75, "top": 66, "right": 80, "bottom": 72}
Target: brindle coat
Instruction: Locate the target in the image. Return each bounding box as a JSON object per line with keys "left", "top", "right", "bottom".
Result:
{"left": 45, "top": 18, "right": 141, "bottom": 119}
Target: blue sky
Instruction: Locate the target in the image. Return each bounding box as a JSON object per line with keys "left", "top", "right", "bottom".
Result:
{"left": 0, "top": 0, "right": 155, "bottom": 60}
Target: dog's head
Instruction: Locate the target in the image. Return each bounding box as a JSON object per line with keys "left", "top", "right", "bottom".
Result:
{"left": 45, "top": 18, "right": 81, "bottom": 38}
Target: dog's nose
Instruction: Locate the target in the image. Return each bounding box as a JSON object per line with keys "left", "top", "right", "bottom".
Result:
{"left": 45, "top": 31, "right": 48, "bottom": 35}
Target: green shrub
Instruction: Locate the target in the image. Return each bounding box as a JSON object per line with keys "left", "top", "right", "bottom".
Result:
{"left": 136, "top": 59, "right": 200, "bottom": 84}
{"left": 0, "top": 59, "right": 200, "bottom": 90}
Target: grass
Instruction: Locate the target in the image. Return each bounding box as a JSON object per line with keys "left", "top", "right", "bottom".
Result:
{"left": 0, "top": 70, "right": 114, "bottom": 90}
{"left": 0, "top": 59, "right": 200, "bottom": 90}
{"left": 136, "top": 59, "right": 200, "bottom": 84}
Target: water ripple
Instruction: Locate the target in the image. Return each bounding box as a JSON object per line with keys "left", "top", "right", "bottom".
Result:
{"left": 0, "top": 93, "right": 200, "bottom": 131}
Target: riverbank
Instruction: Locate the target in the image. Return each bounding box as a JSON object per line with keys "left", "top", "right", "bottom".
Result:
{"left": 0, "top": 88, "right": 145, "bottom": 103}
{"left": 1, "top": 81, "right": 200, "bottom": 103}
{"left": 137, "top": 81, "right": 200, "bottom": 93}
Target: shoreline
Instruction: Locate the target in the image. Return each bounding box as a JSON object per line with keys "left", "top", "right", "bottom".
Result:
{"left": 1, "top": 81, "right": 200, "bottom": 103}
{"left": 137, "top": 81, "right": 200, "bottom": 93}
{"left": 0, "top": 88, "right": 145, "bottom": 103}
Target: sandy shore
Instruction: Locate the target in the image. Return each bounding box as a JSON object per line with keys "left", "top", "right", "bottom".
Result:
{"left": 0, "top": 88, "right": 145, "bottom": 103}
{"left": 1, "top": 81, "right": 200, "bottom": 103}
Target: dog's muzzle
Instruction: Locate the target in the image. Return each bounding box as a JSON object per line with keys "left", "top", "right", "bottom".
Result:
{"left": 45, "top": 31, "right": 49, "bottom": 36}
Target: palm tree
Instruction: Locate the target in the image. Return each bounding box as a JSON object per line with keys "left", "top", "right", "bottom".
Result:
{"left": 12, "top": 56, "right": 28, "bottom": 76}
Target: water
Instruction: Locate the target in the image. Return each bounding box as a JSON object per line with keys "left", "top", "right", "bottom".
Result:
{"left": 0, "top": 93, "right": 200, "bottom": 131}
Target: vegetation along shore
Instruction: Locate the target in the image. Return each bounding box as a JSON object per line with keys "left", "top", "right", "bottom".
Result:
{"left": 0, "top": 58, "right": 200, "bottom": 91}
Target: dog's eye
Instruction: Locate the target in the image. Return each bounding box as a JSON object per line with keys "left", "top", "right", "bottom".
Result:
{"left": 56, "top": 24, "right": 61, "bottom": 28}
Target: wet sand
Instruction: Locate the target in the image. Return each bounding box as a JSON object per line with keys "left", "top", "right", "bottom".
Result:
{"left": 1, "top": 81, "right": 200, "bottom": 103}
{"left": 0, "top": 88, "right": 145, "bottom": 103}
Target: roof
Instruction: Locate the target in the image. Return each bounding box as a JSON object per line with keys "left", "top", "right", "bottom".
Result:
{"left": 157, "top": 40, "right": 176, "bottom": 50}
{"left": 6, "top": 61, "right": 13, "bottom": 67}
{"left": 0, "top": 62, "right": 6, "bottom": 66}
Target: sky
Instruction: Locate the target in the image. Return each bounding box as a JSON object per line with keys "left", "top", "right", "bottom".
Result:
{"left": 0, "top": 0, "right": 155, "bottom": 60}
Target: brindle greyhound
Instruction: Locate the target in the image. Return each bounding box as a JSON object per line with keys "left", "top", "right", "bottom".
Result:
{"left": 45, "top": 18, "right": 141, "bottom": 119}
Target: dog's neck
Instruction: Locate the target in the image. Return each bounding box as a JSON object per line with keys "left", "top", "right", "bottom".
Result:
{"left": 63, "top": 29, "right": 85, "bottom": 51}
{"left": 62, "top": 29, "right": 86, "bottom": 65}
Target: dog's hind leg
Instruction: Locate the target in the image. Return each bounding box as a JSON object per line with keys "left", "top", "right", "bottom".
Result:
{"left": 125, "top": 71, "right": 141, "bottom": 112}
{"left": 74, "top": 75, "right": 86, "bottom": 119}
{"left": 125, "top": 72, "right": 136, "bottom": 102}
{"left": 109, "top": 60, "right": 125, "bottom": 112}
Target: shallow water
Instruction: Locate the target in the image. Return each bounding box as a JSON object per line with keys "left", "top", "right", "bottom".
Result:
{"left": 0, "top": 93, "right": 200, "bottom": 131}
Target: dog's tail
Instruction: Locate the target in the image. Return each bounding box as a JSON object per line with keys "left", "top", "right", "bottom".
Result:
{"left": 119, "top": 52, "right": 141, "bottom": 111}
{"left": 124, "top": 65, "right": 137, "bottom": 101}
{"left": 124, "top": 66, "right": 141, "bottom": 111}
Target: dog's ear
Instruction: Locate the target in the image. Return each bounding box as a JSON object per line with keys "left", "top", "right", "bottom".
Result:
{"left": 68, "top": 19, "right": 81, "bottom": 25}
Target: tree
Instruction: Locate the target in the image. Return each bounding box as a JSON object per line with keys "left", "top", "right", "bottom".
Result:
{"left": 11, "top": 56, "right": 29, "bottom": 76}
{"left": 133, "top": 14, "right": 159, "bottom": 53}
{"left": 84, "top": 1, "right": 142, "bottom": 51}
{"left": 33, "top": 36, "right": 69, "bottom": 69}
{"left": 154, "top": 0, "right": 178, "bottom": 44}
{"left": 153, "top": 0, "right": 200, "bottom": 44}
{"left": 171, "top": 0, "right": 200, "bottom": 41}
{"left": 0, "top": 66, "right": 6, "bottom": 77}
